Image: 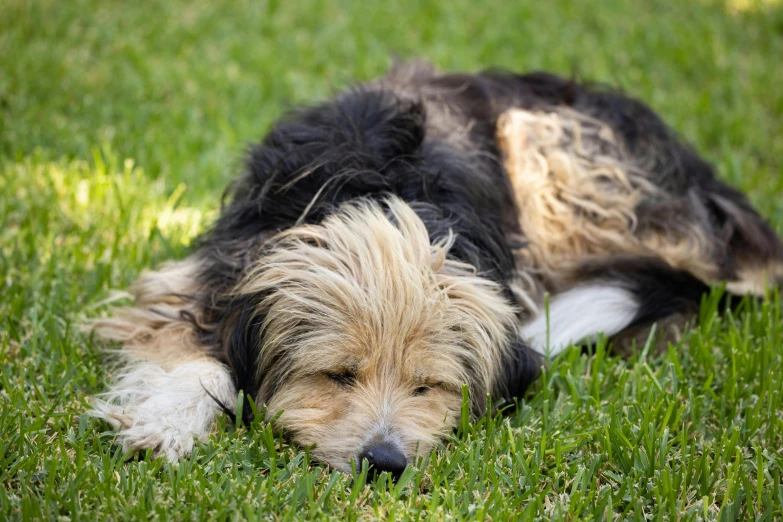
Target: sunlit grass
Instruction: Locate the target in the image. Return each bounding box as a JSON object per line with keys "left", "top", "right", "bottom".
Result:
{"left": 2, "top": 0, "right": 783, "bottom": 520}
{"left": 1, "top": 149, "right": 208, "bottom": 278}
{"left": 724, "top": 0, "right": 782, "bottom": 13}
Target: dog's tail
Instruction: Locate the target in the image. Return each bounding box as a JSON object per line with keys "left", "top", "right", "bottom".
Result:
{"left": 520, "top": 256, "right": 733, "bottom": 356}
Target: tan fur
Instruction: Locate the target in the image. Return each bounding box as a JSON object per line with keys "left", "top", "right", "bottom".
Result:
{"left": 88, "top": 258, "right": 205, "bottom": 366}
{"left": 497, "top": 109, "right": 652, "bottom": 269}
{"left": 235, "top": 197, "right": 516, "bottom": 470}
{"left": 726, "top": 263, "right": 783, "bottom": 296}
{"left": 497, "top": 108, "right": 721, "bottom": 295}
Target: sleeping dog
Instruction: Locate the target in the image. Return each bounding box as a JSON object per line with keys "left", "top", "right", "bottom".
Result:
{"left": 90, "top": 61, "right": 783, "bottom": 476}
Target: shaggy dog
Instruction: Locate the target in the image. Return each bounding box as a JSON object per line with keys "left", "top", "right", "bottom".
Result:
{"left": 90, "top": 61, "right": 783, "bottom": 476}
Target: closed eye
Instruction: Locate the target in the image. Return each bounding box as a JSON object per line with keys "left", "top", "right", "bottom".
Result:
{"left": 323, "top": 370, "right": 357, "bottom": 387}
{"left": 412, "top": 386, "right": 430, "bottom": 396}
{"left": 413, "top": 381, "right": 444, "bottom": 396}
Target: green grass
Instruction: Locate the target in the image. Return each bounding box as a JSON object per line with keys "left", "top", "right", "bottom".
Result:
{"left": 2, "top": 0, "right": 783, "bottom": 519}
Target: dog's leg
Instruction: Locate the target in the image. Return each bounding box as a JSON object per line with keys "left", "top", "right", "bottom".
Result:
{"left": 521, "top": 256, "right": 708, "bottom": 356}
{"left": 497, "top": 107, "right": 783, "bottom": 302}
{"left": 89, "top": 259, "right": 236, "bottom": 462}
{"left": 92, "top": 358, "right": 235, "bottom": 462}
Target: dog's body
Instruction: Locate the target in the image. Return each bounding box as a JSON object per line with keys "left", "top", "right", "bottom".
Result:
{"left": 91, "top": 62, "right": 783, "bottom": 473}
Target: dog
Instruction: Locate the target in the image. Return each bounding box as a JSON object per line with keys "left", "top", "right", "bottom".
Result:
{"left": 89, "top": 61, "right": 783, "bottom": 476}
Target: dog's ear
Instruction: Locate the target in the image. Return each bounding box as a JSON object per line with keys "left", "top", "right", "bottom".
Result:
{"left": 215, "top": 294, "right": 267, "bottom": 425}
{"left": 496, "top": 337, "right": 542, "bottom": 406}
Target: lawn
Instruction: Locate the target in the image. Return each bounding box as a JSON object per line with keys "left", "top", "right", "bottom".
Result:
{"left": 2, "top": 0, "right": 783, "bottom": 519}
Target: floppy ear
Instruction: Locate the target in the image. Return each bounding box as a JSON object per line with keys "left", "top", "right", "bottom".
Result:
{"left": 213, "top": 293, "right": 268, "bottom": 426}
{"left": 495, "top": 337, "right": 542, "bottom": 407}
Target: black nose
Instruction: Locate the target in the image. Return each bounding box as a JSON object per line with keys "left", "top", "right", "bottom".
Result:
{"left": 358, "top": 442, "right": 407, "bottom": 478}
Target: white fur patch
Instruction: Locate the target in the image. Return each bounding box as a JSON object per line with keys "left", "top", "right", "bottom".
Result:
{"left": 91, "top": 359, "right": 236, "bottom": 462}
{"left": 520, "top": 285, "right": 639, "bottom": 356}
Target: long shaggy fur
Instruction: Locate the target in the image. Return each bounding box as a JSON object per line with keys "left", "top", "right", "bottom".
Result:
{"left": 88, "top": 61, "right": 783, "bottom": 469}
{"left": 229, "top": 198, "right": 516, "bottom": 468}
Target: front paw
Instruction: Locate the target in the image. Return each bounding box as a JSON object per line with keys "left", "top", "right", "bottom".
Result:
{"left": 92, "top": 399, "right": 203, "bottom": 462}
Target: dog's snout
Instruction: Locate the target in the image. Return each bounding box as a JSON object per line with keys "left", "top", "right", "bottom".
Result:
{"left": 358, "top": 442, "right": 407, "bottom": 478}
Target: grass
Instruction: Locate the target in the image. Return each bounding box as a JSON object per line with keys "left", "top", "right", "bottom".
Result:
{"left": 2, "top": 0, "right": 783, "bottom": 519}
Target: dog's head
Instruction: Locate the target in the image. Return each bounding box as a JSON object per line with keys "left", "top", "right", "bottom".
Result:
{"left": 223, "top": 197, "right": 535, "bottom": 473}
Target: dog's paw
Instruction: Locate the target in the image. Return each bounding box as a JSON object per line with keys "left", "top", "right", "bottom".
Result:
{"left": 91, "top": 359, "right": 236, "bottom": 463}
{"left": 92, "top": 400, "right": 204, "bottom": 462}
